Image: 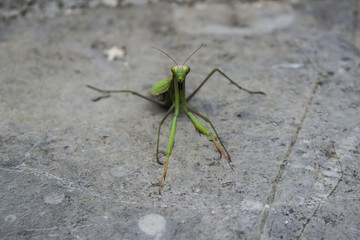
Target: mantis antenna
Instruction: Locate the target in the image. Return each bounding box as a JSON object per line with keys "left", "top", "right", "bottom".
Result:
{"left": 152, "top": 47, "right": 178, "bottom": 66}
{"left": 182, "top": 44, "right": 203, "bottom": 65}
{"left": 152, "top": 45, "right": 203, "bottom": 66}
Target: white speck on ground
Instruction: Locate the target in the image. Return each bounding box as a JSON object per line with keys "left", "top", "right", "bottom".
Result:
{"left": 104, "top": 46, "right": 125, "bottom": 61}
{"left": 138, "top": 214, "right": 166, "bottom": 239}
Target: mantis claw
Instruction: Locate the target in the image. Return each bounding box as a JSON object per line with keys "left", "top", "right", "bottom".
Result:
{"left": 211, "top": 136, "right": 234, "bottom": 171}
{"left": 158, "top": 156, "right": 170, "bottom": 194}
{"left": 92, "top": 95, "right": 110, "bottom": 102}
{"left": 158, "top": 170, "right": 167, "bottom": 194}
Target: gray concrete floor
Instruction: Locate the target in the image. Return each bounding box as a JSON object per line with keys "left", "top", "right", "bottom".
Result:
{"left": 1, "top": 1, "right": 359, "bottom": 239}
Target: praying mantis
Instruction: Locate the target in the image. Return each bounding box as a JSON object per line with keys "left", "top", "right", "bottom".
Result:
{"left": 87, "top": 45, "right": 265, "bottom": 194}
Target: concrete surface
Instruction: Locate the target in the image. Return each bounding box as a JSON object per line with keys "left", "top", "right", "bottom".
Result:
{"left": 1, "top": 1, "right": 359, "bottom": 239}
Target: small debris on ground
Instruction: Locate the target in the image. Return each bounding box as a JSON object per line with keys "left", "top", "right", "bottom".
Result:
{"left": 104, "top": 46, "right": 125, "bottom": 61}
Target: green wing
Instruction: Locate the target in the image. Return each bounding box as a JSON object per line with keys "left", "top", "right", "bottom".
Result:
{"left": 150, "top": 78, "right": 170, "bottom": 96}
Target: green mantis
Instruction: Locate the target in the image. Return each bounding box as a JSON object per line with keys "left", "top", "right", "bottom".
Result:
{"left": 87, "top": 45, "right": 265, "bottom": 194}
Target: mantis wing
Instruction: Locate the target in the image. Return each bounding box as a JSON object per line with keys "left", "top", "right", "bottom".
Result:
{"left": 150, "top": 78, "right": 170, "bottom": 96}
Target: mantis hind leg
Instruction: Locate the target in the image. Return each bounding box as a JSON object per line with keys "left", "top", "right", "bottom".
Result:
{"left": 186, "top": 68, "right": 266, "bottom": 103}
{"left": 86, "top": 84, "right": 165, "bottom": 106}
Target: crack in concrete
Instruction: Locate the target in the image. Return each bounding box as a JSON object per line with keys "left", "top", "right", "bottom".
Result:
{"left": 258, "top": 81, "right": 321, "bottom": 239}
{"left": 258, "top": 46, "right": 325, "bottom": 239}
{"left": 298, "top": 142, "right": 344, "bottom": 239}
{"left": 312, "top": 142, "right": 326, "bottom": 185}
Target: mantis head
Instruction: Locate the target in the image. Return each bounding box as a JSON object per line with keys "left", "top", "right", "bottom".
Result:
{"left": 171, "top": 65, "right": 190, "bottom": 82}
{"left": 153, "top": 44, "right": 203, "bottom": 82}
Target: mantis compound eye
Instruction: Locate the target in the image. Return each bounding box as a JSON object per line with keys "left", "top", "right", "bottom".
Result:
{"left": 183, "top": 66, "right": 190, "bottom": 74}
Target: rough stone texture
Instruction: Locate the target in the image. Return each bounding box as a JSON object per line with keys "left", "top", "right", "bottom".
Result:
{"left": 1, "top": 1, "right": 359, "bottom": 239}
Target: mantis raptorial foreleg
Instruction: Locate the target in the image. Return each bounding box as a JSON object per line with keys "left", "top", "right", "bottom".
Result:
{"left": 182, "top": 106, "right": 234, "bottom": 171}
{"left": 188, "top": 107, "right": 232, "bottom": 164}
